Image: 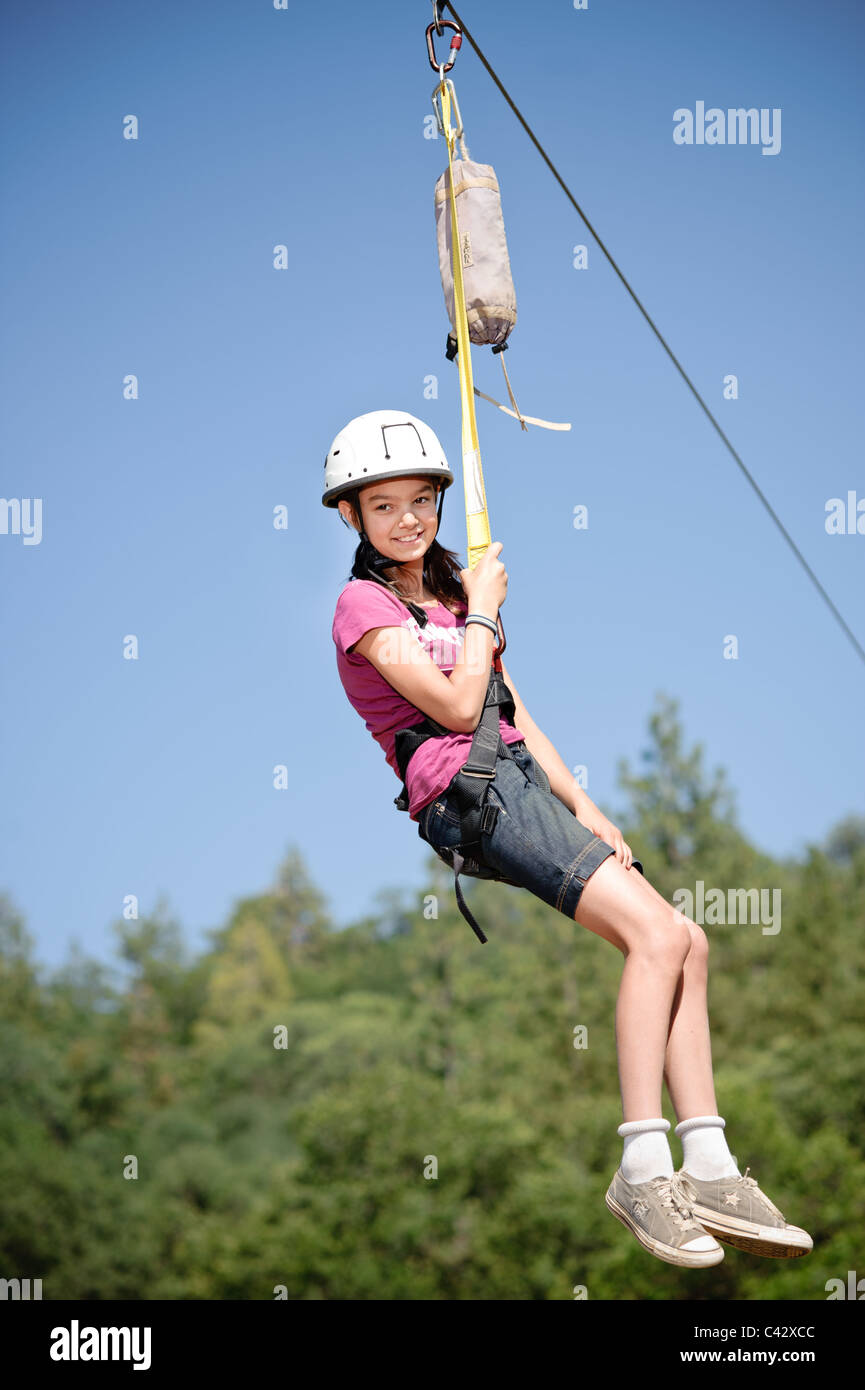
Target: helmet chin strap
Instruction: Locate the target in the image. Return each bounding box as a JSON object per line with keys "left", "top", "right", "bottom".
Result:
{"left": 358, "top": 528, "right": 404, "bottom": 572}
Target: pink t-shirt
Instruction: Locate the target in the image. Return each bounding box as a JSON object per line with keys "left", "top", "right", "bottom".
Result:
{"left": 331, "top": 577, "right": 524, "bottom": 821}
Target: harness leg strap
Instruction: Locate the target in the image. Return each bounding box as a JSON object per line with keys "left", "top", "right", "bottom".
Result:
{"left": 451, "top": 851, "right": 488, "bottom": 944}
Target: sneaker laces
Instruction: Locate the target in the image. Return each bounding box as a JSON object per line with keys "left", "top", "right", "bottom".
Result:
{"left": 649, "top": 1172, "right": 699, "bottom": 1231}
{"left": 738, "top": 1167, "right": 787, "bottom": 1222}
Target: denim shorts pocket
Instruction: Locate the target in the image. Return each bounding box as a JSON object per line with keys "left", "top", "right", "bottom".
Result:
{"left": 436, "top": 796, "right": 462, "bottom": 825}
{"left": 419, "top": 796, "right": 465, "bottom": 853}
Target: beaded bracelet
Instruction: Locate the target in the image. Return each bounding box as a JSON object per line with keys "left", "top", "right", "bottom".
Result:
{"left": 465, "top": 612, "right": 499, "bottom": 637}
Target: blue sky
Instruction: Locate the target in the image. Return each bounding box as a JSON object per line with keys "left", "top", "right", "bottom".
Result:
{"left": 2, "top": 0, "right": 863, "bottom": 971}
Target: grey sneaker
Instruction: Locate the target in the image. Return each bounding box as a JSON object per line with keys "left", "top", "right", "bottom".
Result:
{"left": 681, "top": 1167, "right": 813, "bottom": 1259}
{"left": 605, "top": 1168, "right": 724, "bottom": 1267}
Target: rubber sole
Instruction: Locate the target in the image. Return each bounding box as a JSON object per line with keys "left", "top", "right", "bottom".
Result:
{"left": 604, "top": 1190, "right": 725, "bottom": 1268}
{"left": 689, "top": 1202, "right": 813, "bottom": 1259}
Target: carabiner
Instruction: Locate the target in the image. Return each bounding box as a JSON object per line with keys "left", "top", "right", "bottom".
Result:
{"left": 431, "top": 76, "right": 463, "bottom": 140}
{"left": 432, "top": 0, "right": 446, "bottom": 38}
{"left": 426, "top": 18, "right": 461, "bottom": 75}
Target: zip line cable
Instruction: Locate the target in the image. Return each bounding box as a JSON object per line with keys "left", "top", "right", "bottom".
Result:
{"left": 436, "top": 1, "right": 865, "bottom": 671}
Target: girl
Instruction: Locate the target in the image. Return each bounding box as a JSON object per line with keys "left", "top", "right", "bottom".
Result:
{"left": 323, "top": 408, "right": 813, "bottom": 1269}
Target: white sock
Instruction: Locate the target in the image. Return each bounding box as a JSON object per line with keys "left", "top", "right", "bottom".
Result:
{"left": 618, "top": 1117, "right": 674, "bottom": 1183}
{"left": 675, "top": 1114, "right": 740, "bottom": 1179}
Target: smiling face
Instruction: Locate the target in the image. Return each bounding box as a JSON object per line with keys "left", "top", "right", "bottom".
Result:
{"left": 337, "top": 475, "right": 440, "bottom": 572}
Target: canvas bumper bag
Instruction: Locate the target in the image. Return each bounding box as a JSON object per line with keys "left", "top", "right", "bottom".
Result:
{"left": 434, "top": 158, "right": 517, "bottom": 349}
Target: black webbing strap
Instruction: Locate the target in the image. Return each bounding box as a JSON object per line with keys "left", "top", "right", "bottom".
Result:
{"left": 393, "top": 714, "right": 449, "bottom": 813}
{"left": 461, "top": 669, "right": 514, "bottom": 777}
{"left": 392, "top": 661, "right": 509, "bottom": 813}
{"left": 441, "top": 673, "right": 512, "bottom": 940}
{"left": 451, "top": 849, "right": 488, "bottom": 943}
{"left": 443, "top": 760, "right": 506, "bottom": 944}
{"left": 392, "top": 661, "right": 517, "bottom": 942}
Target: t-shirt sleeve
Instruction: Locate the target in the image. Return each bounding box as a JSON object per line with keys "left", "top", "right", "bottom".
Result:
{"left": 332, "top": 582, "right": 406, "bottom": 657}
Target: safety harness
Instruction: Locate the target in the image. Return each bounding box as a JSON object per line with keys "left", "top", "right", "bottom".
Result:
{"left": 393, "top": 657, "right": 529, "bottom": 945}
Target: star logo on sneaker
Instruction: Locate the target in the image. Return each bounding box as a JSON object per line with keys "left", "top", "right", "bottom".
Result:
{"left": 633, "top": 1199, "right": 650, "bottom": 1217}
{"left": 723, "top": 1190, "right": 741, "bottom": 1206}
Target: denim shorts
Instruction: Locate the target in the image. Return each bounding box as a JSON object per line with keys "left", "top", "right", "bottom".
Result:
{"left": 417, "top": 740, "right": 620, "bottom": 921}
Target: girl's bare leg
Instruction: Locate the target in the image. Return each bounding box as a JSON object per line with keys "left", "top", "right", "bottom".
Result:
{"left": 629, "top": 868, "right": 719, "bottom": 1118}
{"left": 573, "top": 855, "right": 719, "bottom": 1122}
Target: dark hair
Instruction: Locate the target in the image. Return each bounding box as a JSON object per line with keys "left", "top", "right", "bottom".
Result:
{"left": 338, "top": 482, "right": 467, "bottom": 616}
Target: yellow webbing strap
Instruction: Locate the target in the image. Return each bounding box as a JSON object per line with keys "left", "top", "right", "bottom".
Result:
{"left": 440, "top": 79, "right": 492, "bottom": 571}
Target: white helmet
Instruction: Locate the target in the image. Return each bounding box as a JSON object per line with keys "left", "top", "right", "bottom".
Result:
{"left": 322, "top": 409, "right": 455, "bottom": 509}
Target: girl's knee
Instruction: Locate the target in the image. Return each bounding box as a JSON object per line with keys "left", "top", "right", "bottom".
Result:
{"left": 682, "top": 918, "right": 710, "bottom": 967}
{"left": 638, "top": 907, "right": 692, "bottom": 970}
{"left": 633, "top": 872, "right": 708, "bottom": 967}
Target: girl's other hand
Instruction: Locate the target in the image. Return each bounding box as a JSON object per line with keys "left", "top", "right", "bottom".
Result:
{"left": 578, "top": 810, "right": 634, "bottom": 870}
